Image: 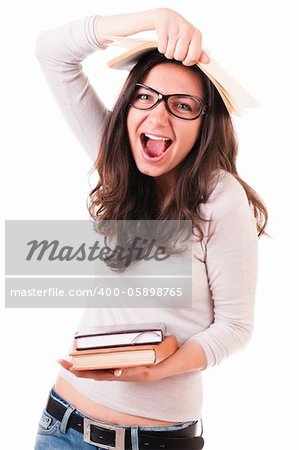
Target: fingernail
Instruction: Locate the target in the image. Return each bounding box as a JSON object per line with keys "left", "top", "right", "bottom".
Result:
{"left": 114, "top": 369, "right": 123, "bottom": 377}
{"left": 201, "top": 53, "right": 210, "bottom": 64}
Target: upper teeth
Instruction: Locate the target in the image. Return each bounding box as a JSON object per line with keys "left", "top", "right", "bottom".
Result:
{"left": 144, "top": 133, "right": 171, "bottom": 141}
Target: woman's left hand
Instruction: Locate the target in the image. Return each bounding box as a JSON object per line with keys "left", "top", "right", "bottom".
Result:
{"left": 57, "top": 359, "right": 159, "bottom": 383}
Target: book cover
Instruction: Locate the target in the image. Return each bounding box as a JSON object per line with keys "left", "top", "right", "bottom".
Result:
{"left": 70, "top": 335, "right": 178, "bottom": 370}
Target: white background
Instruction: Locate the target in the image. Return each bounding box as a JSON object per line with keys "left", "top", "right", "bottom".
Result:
{"left": 1, "top": 0, "right": 299, "bottom": 449}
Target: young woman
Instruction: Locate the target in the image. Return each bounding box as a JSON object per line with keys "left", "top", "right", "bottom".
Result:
{"left": 34, "top": 7, "right": 267, "bottom": 450}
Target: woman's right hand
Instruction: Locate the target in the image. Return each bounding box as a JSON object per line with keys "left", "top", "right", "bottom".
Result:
{"left": 96, "top": 8, "right": 210, "bottom": 66}
{"left": 152, "top": 8, "right": 210, "bottom": 65}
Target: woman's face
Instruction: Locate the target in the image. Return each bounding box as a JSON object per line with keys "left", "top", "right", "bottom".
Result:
{"left": 127, "top": 63, "right": 205, "bottom": 182}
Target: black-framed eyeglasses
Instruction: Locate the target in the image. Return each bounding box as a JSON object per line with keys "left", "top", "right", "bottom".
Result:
{"left": 129, "top": 83, "right": 208, "bottom": 120}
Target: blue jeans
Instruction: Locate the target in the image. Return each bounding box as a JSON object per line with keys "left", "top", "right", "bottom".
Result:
{"left": 34, "top": 388, "right": 199, "bottom": 450}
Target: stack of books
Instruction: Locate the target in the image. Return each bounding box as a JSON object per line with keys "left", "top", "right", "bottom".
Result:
{"left": 70, "top": 322, "right": 178, "bottom": 370}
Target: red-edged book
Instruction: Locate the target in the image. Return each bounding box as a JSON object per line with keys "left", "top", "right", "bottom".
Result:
{"left": 69, "top": 335, "right": 178, "bottom": 370}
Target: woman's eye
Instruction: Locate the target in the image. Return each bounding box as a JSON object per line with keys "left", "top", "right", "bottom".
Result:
{"left": 177, "top": 103, "right": 192, "bottom": 111}
{"left": 132, "top": 92, "right": 156, "bottom": 106}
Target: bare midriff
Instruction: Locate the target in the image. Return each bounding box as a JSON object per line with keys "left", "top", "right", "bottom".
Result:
{"left": 54, "top": 375, "right": 181, "bottom": 426}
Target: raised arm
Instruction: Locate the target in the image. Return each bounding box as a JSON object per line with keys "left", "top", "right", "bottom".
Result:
{"left": 35, "top": 16, "right": 109, "bottom": 162}
{"left": 96, "top": 8, "right": 209, "bottom": 65}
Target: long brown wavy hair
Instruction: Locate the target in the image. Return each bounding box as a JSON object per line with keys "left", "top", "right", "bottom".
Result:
{"left": 89, "top": 50, "right": 268, "bottom": 240}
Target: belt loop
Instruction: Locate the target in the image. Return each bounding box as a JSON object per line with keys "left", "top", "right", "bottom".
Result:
{"left": 199, "top": 418, "right": 204, "bottom": 437}
{"left": 131, "top": 426, "right": 139, "bottom": 450}
{"left": 59, "top": 404, "right": 76, "bottom": 434}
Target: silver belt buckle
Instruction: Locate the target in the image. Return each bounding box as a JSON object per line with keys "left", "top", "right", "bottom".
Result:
{"left": 83, "top": 417, "right": 126, "bottom": 450}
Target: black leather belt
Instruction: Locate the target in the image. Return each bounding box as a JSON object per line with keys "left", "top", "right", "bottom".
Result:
{"left": 46, "top": 395, "right": 204, "bottom": 449}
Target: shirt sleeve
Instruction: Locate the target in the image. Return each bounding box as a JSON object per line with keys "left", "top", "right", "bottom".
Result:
{"left": 35, "top": 15, "right": 110, "bottom": 162}
{"left": 186, "top": 170, "right": 258, "bottom": 369}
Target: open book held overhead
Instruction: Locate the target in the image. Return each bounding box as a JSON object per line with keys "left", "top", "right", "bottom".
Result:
{"left": 105, "top": 35, "right": 259, "bottom": 116}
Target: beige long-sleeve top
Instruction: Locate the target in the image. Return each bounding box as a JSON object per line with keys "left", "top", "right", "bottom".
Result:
{"left": 35, "top": 15, "right": 258, "bottom": 421}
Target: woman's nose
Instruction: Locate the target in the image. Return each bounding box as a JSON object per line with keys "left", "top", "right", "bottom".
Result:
{"left": 148, "top": 100, "right": 171, "bottom": 124}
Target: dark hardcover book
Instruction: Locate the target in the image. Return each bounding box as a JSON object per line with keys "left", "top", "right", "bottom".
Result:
{"left": 74, "top": 322, "right": 167, "bottom": 350}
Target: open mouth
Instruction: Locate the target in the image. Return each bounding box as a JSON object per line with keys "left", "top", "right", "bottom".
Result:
{"left": 140, "top": 133, "right": 172, "bottom": 159}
